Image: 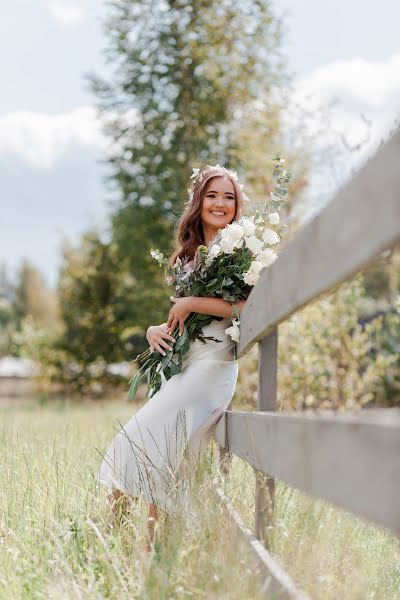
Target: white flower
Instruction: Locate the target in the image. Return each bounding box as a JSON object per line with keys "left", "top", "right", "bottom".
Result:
{"left": 268, "top": 212, "right": 280, "bottom": 225}
{"left": 243, "top": 260, "right": 263, "bottom": 286}
{"left": 240, "top": 218, "right": 256, "bottom": 236}
{"left": 262, "top": 228, "right": 280, "bottom": 245}
{"left": 225, "top": 318, "right": 240, "bottom": 343}
{"left": 220, "top": 235, "right": 237, "bottom": 254}
{"left": 221, "top": 222, "right": 243, "bottom": 242}
{"left": 190, "top": 167, "right": 200, "bottom": 179}
{"left": 209, "top": 244, "right": 221, "bottom": 259}
{"left": 245, "top": 235, "right": 264, "bottom": 255}
{"left": 258, "top": 248, "right": 278, "bottom": 267}
{"left": 150, "top": 248, "right": 163, "bottom": 260}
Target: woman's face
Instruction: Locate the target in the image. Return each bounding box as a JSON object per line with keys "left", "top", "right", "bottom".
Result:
{"left": 200, "top": 176, "right": 236, "bottom": 236}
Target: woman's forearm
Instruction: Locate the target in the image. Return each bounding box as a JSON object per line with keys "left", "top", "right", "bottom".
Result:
{"left": 190, "top": 296, "right": 246, "bottom": 318}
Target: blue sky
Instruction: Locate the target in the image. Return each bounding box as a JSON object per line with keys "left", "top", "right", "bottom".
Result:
{"left": 1, "top": 0, "right": 400, "bottom": 289}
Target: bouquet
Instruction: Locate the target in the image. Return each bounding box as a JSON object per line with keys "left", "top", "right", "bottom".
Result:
{"left": 127, "top": 153, "right": 292, "bottom": 401}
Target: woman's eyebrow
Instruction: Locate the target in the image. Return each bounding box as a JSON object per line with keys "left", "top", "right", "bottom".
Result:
{"left": 206, "top": 190, "right": 235, "bottom": 195}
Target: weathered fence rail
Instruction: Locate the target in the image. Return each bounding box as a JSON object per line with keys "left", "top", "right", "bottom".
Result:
{"left": 212, "top": 126, "right": 400, "bottom": 599}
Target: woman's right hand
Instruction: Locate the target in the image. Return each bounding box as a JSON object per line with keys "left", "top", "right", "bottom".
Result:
{"left": 146, "top": 323, "right": 175, "bottom": 356}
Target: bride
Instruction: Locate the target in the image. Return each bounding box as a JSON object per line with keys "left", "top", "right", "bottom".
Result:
{"left": 96, "top": 164, "right": 247, "bottom": 551}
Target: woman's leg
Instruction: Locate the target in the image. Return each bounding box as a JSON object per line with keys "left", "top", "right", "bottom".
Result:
{"left": 145, "top": 503, "right": 172, "bottom": 552}
{"left": 145, "top": 503, "right": 158, "bottom": 552}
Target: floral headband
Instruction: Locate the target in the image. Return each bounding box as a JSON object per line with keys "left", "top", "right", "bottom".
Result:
{"left": 184, "top": 163, "right": 250, "bottom": 205}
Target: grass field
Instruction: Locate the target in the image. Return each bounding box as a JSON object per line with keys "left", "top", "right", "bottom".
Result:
{"left": 0, "top": 396, "right": 399, "bottom": 599}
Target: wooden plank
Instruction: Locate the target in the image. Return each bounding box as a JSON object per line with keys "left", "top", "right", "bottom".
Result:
{"left": 223, "top": 408, "right": 400, "bottom": 534}
{"left": 237, "top": 126, "right": 400, "bottom": 356}
{"left": 210, "top": 478, "right": 311, "bottom": 600}
{"left": 257, "top": 329, "right": 278, "bottom": 411}
{"left": 217, "top": 407, "right": 232, "bottom": 475}
{"left": 255, "top": 330, "right": 278, "bottom": 547}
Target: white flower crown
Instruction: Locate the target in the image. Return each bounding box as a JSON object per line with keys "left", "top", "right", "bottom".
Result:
{"left": 184, "top": 163, "right": 250, "bottom": 205}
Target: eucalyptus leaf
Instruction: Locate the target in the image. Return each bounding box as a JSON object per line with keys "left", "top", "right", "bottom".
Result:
{"left": 127, "top": 370, "right": 146, "bottom": 402}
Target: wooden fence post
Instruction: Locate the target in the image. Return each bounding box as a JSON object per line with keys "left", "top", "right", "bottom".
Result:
{"left": 218, "top": 399, "right": 232, "bottom": 475}
{"left": 255, "top": 327, "right": 278, "bottom": 549}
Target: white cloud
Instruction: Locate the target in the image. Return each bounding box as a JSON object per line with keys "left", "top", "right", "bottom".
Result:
{"left": 0, "top": 106, "right": 106, "bottom": 168}
{"left": 290, "top": 52, "right": 400, "bottom": 156}
{"left": 279, "top": 53, "right": 400, "bottom": 223}
{"left": 47, "top": 2, "right": 86, "bottom": 26}
{"left": 42, "top": 0, "right": 98, "bottom": 26}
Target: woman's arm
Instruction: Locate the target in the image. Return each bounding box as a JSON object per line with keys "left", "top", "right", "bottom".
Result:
{"left": 167, "top": 295, "right": 247, "bottom": 336}
{"left": 190, "top": 296, "right": 246, "bottom": 318}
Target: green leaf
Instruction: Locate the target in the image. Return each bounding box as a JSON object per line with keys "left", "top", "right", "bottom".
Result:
{"left": 222, "top": 276, "right": 234, "bottom": 286}
{"left": 161, "top": 350, "right": 173, "bottom": 368}
{"left": 169, "top": 359, "right": 182, "bottom": 376}
{"left": 127, "top": 370, "right": 146, "bottom": 402}
{"left": 273, "top": 185, "right": 288, "bottom": 197}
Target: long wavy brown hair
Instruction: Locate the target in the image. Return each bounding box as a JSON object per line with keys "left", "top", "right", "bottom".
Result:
{"left": 168, "top": 166, "right": 245, "bottom": 267}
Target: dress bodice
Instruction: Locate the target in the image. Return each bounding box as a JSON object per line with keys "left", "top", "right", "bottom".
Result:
{"left": 182, "top": 316, "right": 237, "bottom": 368}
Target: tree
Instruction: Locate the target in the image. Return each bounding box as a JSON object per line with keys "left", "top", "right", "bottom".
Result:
{"left": 0, "top": 263, "right": 16, "bottom": 355}
{"left": 56, "top": 229, "right": 136, "bottom": 364}
{"left": 14, "top": 259, "right": 60, "bottom": 335}
{"left": 89, "top": 0, "right": 292, "bottom": 331}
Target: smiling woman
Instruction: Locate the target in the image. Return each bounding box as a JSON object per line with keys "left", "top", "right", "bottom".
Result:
{"left": 96, "top": 165, "right": 246, "bottom": 551}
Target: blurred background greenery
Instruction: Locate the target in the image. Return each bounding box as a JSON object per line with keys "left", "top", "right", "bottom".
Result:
{"left": 0, "top": 0, "right": 399, "bottom": 407}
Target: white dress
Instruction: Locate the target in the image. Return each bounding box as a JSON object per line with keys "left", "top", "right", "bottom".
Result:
{"left": 96, "top": 316, "right": 238, "bottom": 515}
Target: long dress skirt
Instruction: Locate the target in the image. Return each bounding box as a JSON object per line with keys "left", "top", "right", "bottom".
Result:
{"left": 96, "top": 316, "right": 239, "bottom": 515}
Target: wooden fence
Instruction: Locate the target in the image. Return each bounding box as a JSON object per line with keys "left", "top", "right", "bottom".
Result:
{"left": 212, "top": 126, "right": 400, "bottom": 599}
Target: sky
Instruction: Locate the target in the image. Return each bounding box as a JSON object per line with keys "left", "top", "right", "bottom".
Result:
{"left": 1, "top": 0, "right": 400, "bottom": 290}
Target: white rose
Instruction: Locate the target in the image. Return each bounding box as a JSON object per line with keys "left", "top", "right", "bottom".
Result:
{"left": 245, "top": 234, "right": 264, "bottom": 255}
{"left": 258, "top": 248, "right": 278, "bottom": 267}
{"left": 262, "top": 228, "right": 280, "bottom": 245}
{"left": 221, "top": 222, "right": 244, "bottom": 242}
{"left": 209, "top": 244, "right": 221, "bottom": 259}
{"left": 241, "top": 218, "right": 256, "bottom": 236}
{"left": 250, "top": 260, "right": 263, "bottom": 274}
{"left": 220, "top": 235, "right": 237, "bottom": 254}
{"left": 268, "top": 212, "right": 280, "bottom": 225}
{"left": 243, "top": 270, "right": 259, "bottom": 286}
{"left": 243, "top": 260, "right": 263, "bottom": 286}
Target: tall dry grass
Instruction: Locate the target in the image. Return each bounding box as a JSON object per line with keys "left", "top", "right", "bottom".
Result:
{"left": 0, "top": 397, "right": 265, "bottom": 599}
{"left": 1, "top": 396, "right": 399, "bottom": 599}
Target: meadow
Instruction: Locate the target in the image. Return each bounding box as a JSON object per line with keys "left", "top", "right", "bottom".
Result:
{"left": 1, "top": 396, "right": 399, "bottom": 599}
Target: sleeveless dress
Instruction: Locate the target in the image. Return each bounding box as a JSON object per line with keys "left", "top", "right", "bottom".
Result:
{"left": 96, "top": 316, "right": 238, "bottom": 515}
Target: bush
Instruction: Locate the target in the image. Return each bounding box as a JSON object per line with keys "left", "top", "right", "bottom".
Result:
{"left": 235, "top": 274, "right": 400, "bottom": 411}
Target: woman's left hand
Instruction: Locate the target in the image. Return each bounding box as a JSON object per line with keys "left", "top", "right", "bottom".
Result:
{"left": 167, "top": 296, "right": 193, "bottom": 336}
